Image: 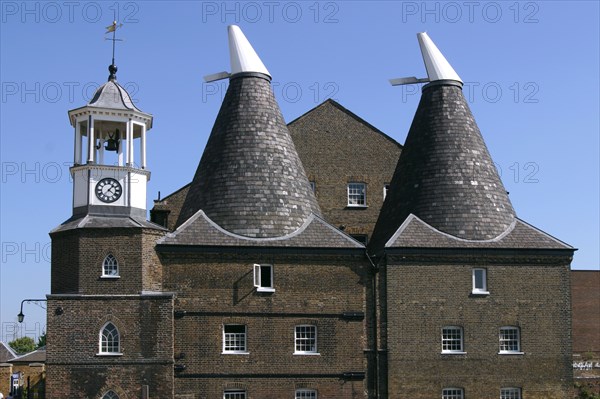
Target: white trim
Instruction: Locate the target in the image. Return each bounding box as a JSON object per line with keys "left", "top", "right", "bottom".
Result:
{"left": 499, "top": 326, "right": 521, "bottom": 354}
{"left": 472, "top": 268, "right": 489, "bottom": 295}
{"left": 294, "top": 325, "right": 318, "bottom": 355}
{"left": 441, "top": 326, "right": 464, "bottom": 354}
{"left": 222, "top": 324, "right": 247, "bottom": 354}
{"left": 347, "top": 182, "right": 367, "bottom": 207}
{"left": 99, "top": 322, "right": 120, "bottom": 355}
{"left": 253, "top": 264, "right": 274, "bottom": 291}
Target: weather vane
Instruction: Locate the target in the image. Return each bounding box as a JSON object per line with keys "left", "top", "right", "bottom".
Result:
{"left": 105, "top": 12, "right": 123, "bottom": 81}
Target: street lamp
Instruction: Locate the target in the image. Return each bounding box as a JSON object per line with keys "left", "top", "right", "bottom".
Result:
{"left": 17, "top": 299, "right": 47, "bottom": 323}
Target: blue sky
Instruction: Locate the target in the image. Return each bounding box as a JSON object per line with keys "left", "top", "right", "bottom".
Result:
{"left": 1, "top": 1, "right": 598, "bottom": 342}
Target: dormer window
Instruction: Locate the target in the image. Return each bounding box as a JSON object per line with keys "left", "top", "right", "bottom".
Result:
{"left": 102, "top": 254, "right": 119, "bottom": 278}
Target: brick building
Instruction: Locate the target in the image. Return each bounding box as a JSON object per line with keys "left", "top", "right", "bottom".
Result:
{"left": 571, "top": 271, "right": 600, "bottom": 396}
{"left": 46, "top": 27, "right": 574, "bottom": 399}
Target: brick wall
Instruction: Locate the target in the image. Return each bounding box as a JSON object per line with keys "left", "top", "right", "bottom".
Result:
{"left": 45, "top": 295, "right": 174, "bottom": 398}
{"left": 51, "top": 228, "right": 165, "bottom": 295}
{"left": 161, "top": 251, "right": 371, "bottom": 398}
{"left": 288, "top": 100, "right": 401, "bottom": 242}
{"left": 384, "top": 258, "right": 572, "bottom": 398}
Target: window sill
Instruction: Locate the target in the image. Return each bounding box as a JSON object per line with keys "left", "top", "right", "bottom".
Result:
{"left": 294, "top": 352, "right": 320, "bottom": 356}
{"left": 470, "top": 290, "right": 489, "bottom": 296}
{"left": 222, "top": 351, "right": 250, "bottom": 355}
{"left": 96, "top": 352, "right": 123, "bottom": 357}
{"left": 441, "top": 351, "right": 467, "bottom": 355}
{"left": 256, "top": 287, "right": 275, "bottom": 293}
{"left": 100, "top": 275, "right": 120, "bottom": 279}
{"left": 346, "top": 205, "right": 368, "bottom": 209}
{"left": 498, "top": 351, "right": 524, "bottom": 355}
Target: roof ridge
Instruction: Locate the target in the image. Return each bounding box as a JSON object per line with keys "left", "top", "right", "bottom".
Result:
{"left": 288, "top": 99, "right": 402, "bottom": 149}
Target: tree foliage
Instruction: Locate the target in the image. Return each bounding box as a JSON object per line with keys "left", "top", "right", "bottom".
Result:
{"left": 37, "top": 332, "right": 46, "bottom": 348}
{"left": 8, "top": 336, "right": 36, "bottom": 354}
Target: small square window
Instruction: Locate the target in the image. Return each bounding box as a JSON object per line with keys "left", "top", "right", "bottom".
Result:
{"left": 309, "top": 181, "right": 316, "bottom": 193}
{"left": 253, "top": 264, "right": 275, "bottom": 292}
{"left": 472, "top": 268, "right": 489, "bottom": 295}
{"left": 223, "top": 390, "right": 246, "bottom": 399}
{"left": 442, "top": 326, "right": 464, "bottom": 353}
{"left": 296, "top": 389, "right": 317, "bottom": 399}
{"left": 500, "top": 387, "right": 522, "bottom": 399}
{"left": 442, "top": 388, "right": 464, "bottom": 399}
{"left": 295, "top": 325, "right": 318, "bottom": 354}
{"left": 499, "top": 327, "right": 521, "bottom": 354}
{"left": 347, "top": 183, "right": 366, "bottom": 207}
{"left": 223, "top": 325, "right": 247, "bottom": 353}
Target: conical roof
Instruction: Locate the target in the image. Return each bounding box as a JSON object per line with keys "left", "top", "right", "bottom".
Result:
{"left": 176, "top": 26, "right": 321, "bottom": 238}
{"left": 370, "top": 35, "right": 515, "bottom": 251}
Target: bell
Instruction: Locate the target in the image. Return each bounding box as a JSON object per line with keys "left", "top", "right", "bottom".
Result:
{"left": 105, "top": 139, "right": 119, "bottom": 152}
{"left": 104, "top": 129, "right": 120, "bottom": 152}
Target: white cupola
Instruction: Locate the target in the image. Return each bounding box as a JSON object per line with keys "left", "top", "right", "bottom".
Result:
{"left": 67, "top": 63, "right": 153, "bottom": 218}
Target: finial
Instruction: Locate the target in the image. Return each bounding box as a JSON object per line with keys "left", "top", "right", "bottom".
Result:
{"left": 108, "top": 64, "right": 118, "bottom": 81}
{"left": 104, "top": 14, "right": 123, "bottom": 81}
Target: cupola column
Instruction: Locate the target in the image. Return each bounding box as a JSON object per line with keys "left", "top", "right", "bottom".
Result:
{"left": 87, "top": 115, "right": 95, "bottom": 164}
{"left": 74, "top": 122, "right": 82, "bottom": 165}
{"left": 141, "top": 123, "right": 147, "bottom": 169}
{"left": 126, "top": 118, "right": 134, "bottom": 167}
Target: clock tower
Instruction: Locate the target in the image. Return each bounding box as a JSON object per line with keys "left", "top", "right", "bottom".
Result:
{"left": 67, "top": 63, "right": 152, "bottom": 218}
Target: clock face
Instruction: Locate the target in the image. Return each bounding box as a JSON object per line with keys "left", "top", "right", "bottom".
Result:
{"left": 95, "top": 178, "right": 122, "bottom": 203}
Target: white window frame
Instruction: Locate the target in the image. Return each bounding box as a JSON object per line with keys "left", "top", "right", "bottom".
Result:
{"left": 294, "top": 325, "right": 319, "bottom": 355}
{"left": 296, "top": 388, "right": 318, "bottom": 399}
{"left": 442, "top": 388, "right": 464, "bottom": 399}
{"left": 102, "top": 391, "right": 120, "bottom": 399}
{"left": 500, "top": 387, "right": 522, "bottom": 399}
{"left": 347, "top": 182, "right": 367, "bottom": 207}
{"left": 223, "top": 390, "right": 246, "bottom": 399}
{"left": 383, "top": 184, "right": 390, "bottom": 200}
{"left": 441, "top": 326, "right": 465, "bottom": 354}
{"left": 472, "top": 268, "right": 489, "bottom": 295}
{"left": 101, "top": 254, "right": 120, "bottom": 278}
{"left": 98, "top": 322, "right": 122, "bottom": 356}
{"left": 223, "top": 324, "right": 248, "bottom": 354}
{"left": 499, "top": 327, "right": 523, "bottom": 354}
{"left": 253, "top": 264, "right": 275, "bottom": 292}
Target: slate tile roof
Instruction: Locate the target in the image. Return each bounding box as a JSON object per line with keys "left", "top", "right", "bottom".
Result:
{"left": 158, "top": 210, "right": 363, "bottom": 249}
{"left": 370, "top": 82, "right": 516, "bottom": 251}
{"left": 86, "top": 80, "right": 141, "bottom": 112}
{"left": 51, "top": 214, "right": 167, "bottom": 233}
{"left": 176, "top": 74, "right": 321, "bottom": 238}
{"left": 385, "top": 214, "right": 573, "bottom": 250}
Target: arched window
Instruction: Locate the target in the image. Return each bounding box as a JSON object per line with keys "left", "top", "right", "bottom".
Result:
{"left": 102, "top": 254, "right": 119, "bottom": 277}
{"left": 99, "top": 322, "right": 120, "bottom": 354}
{"left": 102, "top": 391, "right": 119, "bottom": 399}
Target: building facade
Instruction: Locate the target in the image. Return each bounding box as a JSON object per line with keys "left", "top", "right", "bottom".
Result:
{"left": 46, "top": 27, "right": 574, "bottom": 399}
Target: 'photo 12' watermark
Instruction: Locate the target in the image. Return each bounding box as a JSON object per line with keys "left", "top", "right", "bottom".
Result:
{"left": 398, "top": 81, "right": 540, "bottom": 104}
{"left": 201, "top": 1, "right": 340, "bottom": 24}
{"left": 202, "top": 80, "right": 340, "bottom": 104}
{"left": 1, "top": 1, "right": 140, "bottom": 24}
{"left": 1, "top": 81, "right": 140, "bottom": 104}
{"left": 400, "top": 1, "right": 540, "bottom": 24}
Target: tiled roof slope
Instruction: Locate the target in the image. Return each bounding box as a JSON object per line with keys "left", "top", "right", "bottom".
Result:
{"left": 51, "top": 214, "right": 167, "bottom": 233}
{"left": 386, "top": 214, "right": 573, "bottom": 250}
{"left": 159, "top": 210, "right": 363, "bottom": 248}
{"left": 370, "top": 82, "right": 516, "bottom": 251}
{"left": 176, "top": 74, "right": 321, "bottom": 238}
{"left": 87, "top": 79, "right": 141, "bottom": 111}
{"left": 0, "top": 341, "right": 17, "bottom": 362}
